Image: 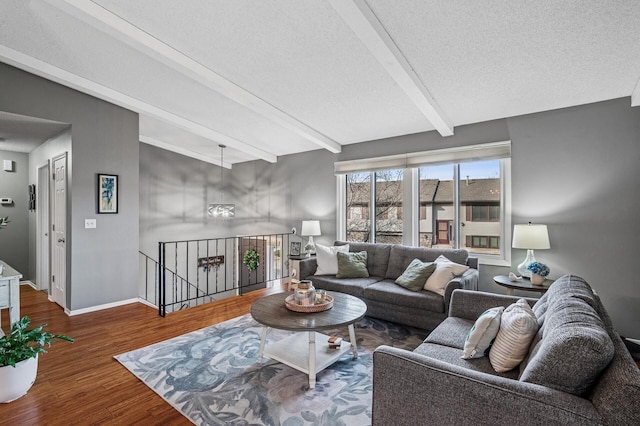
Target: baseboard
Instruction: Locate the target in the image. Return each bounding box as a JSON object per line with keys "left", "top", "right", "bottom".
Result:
{"left": 20, "top": 280, "right": 38, "bottom": 290}
{"left": 627, "top": 338, "right": 640, "bottom": 345}
{"left": 137, "top": 298, "right": 158, "bottom": 310}
{"left": 66, "top": 298, "right": 140, "bottom": 316}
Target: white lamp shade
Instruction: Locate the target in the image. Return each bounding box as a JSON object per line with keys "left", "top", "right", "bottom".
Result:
{"left": 301, "top": 220, "right": 321, "bottom": 236}
{"left": 512, "top": 224, "right": 550, "bottom": 249}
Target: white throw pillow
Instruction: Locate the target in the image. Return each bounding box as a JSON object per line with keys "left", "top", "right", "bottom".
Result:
{"left": 315, "top": 244, "right": 349, "bottom": 275}
{"left": 423, "top": 255, "right": 469, "bottom": 296}
{"left": 489, "top": 299, "right": 538, "bottom": 373}
{"left": 461, "top": 306, "right": 504, "bottom": 359}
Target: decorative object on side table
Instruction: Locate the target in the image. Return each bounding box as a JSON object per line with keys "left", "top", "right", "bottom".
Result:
{"left": 527, "top": 261, "right": 550, "bottom": 285}
{"left": 512, "top": 222, "right": 550, "bottom": 277}
{"left": 301, "top": 220, "right": 321, "bottom": 256}
{"left": 0, "top": 316, "right": 73, "bottom": 403}
{"left": 290, "top": 241, "right": 301, "bottom": 257}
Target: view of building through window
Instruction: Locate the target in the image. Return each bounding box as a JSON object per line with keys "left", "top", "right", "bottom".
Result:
{"left": 345, "top": 159, "right": 502, "bottom": 256}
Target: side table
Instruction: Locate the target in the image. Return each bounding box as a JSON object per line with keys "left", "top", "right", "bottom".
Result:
{"left": 493, "top": 275, "right": 553, "bottom": 296}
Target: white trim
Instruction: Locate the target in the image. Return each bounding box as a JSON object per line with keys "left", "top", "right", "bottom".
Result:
{"left": 65, "top": 298, "right": 140, "bottom": 316}
{"left": 328, "top": 0, "right": 454, "bottom": 136}
{"left": 627, "top": 337, "right": 640, "bottom": 345}
{"left": 0, "top": 44, "right": 277, "bottom": 163}
{"left": 336, "top": 175, "right": 346, "bottom": 240}
{"left": 137, "top": 298, "right": 158, "bottom": 310}
{"left": 48, "top": 0, "right": 341, "bottom": 154}
{"left": 632, "top": 74, "right": 640, "bottom": 107}
{"left": 20, "top": 281, "right": 38, "bottom": 290}
{"left": 139, "top": 135, "right": 231, "bottom": 168}
{"left": 335, "top": 141, "right": 511, "bottom": 174}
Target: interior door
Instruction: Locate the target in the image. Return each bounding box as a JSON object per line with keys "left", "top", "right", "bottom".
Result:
{"left": 51, "top": 155, "right": 67, "bottom": 308}
{"left": 37, "top": 162, "right": 50, "bottom": 292}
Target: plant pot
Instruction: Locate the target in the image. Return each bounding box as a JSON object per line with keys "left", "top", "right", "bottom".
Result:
{"left": 531, "top": 274, "right": 545, "bottom": 286}
{"left": 0, "top": 354, "right": 38, "bottom": 403}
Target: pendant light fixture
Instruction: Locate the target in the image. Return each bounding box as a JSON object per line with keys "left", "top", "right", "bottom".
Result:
{"left": 208, "top": 144, "right": 235, "bottom": 218}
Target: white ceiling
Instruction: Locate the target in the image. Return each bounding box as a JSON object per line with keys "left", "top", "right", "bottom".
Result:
{"left": 0, "top": 111, "right": 69, "bottom": 153}
{"left": 1, "top": 1, "right": 639, "bottom": 165}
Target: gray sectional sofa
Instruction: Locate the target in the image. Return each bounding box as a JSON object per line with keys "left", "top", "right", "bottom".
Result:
{"left": 299, "top": 241, "right": 479, "bottom": 331}
{"left": 372, "top": 275, "right": 640, "bottom": 425}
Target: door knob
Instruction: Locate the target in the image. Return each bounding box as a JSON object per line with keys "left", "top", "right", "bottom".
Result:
{"left": 58, "top": 238, "right": 65, "bottom": 243}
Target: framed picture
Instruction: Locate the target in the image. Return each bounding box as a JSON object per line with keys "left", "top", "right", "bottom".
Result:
{"left": 97, "top": 173, "right": 118, "bottom": 214}
{"left": 290, "top": 241, "right": 301, "bottom": 256}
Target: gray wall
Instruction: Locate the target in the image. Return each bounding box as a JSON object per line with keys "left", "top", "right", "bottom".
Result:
{"left": 0, "top": 62, "right": 139, "bottom": 311}
{"left": 140, "top": 98, "right": 639, "bottom": 338}
{"left": 0, "top": 150, "right": 29, "bottom": 273}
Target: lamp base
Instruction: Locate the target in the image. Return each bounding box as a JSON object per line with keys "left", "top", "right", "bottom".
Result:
{"left": 304, "top": 236, "right": 316, "bottom": 256}
{"left": 517, "top": 249, "right": 536, "bottom": 278}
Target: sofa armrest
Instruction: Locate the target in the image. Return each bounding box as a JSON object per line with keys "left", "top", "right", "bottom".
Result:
{"left": 466, "top": 256, "right": 479, "bottom": 269}
{"left": 448, "top": 289, "right": 537, "bottom": 321}
{"left": 372, "top": 346, "right": 603, "bottom": 426}
{"left": 443, "top": 269, "right": 479, "bottom": 313}
{"left": 298, "top": 257, "right": 317, "bottom": 279}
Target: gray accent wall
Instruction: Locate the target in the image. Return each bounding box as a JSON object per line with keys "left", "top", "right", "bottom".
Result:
{"left": 0, "top": 149, "right": 29, "bottom": 274}
{"left": 0, "top": 62, "right": 139, "bottom": 311}
{"left": 141, "top": 98, "right": 639, "bottom": 338}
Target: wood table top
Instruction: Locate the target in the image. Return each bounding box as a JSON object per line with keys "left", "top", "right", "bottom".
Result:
{"left": 250, "top": 291, "right": 367, "bottom": 332}
{"left": 493, "top": 275, "right": 553, "bottom": 293}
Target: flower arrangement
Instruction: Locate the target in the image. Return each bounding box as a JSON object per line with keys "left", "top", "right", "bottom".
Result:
{"left": 0, "top": 216, "right": 8, "bottom": 229}
{"left": 243, "top": 249, "right": 260, "bottom": 271}
{"left": 527, "top": 261, "right": 550, "bottom": 277}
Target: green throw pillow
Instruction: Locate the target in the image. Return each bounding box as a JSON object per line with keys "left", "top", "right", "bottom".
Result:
{"left": 336, "top": 251, "right": 369, "bottom": 278}
{"left": 395, "top": 259, "right": 436, "bottom": 291}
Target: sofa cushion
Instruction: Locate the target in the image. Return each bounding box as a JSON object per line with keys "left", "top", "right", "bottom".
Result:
{"left": 309, "top": 275, "right": 382, "bottom": 298}
{"left": 336, "top": 251, "right": 369, "bottom": 278}
{"left": 533, "top": 275, "right": 597, "bottom": 324}
{"left": 462, "top": 306, "right": 504, "bottom": 359}
{"left": 335, "top": 241, "right": 392, "bottom": 278}
{"left": 520, "top": 296, "right": 614, "bottom": 396}
{"left": 414, "top": 342, "right": 521, "bottom": 380}
{"left": 394, "top": 259, "right": 436, "bottom": 291}
{"left": 385, "top": 245, "right": 469, "bottom": 279}
{"left": 489, "top": 299, "right": 538, "bottom": 373}
{"left": 365, "top": 280, "right": 445, "bottom": 313}
{"left": 314, "top": 243, "right": 349, "bottom": 275}
{"left": 425, "top": 317, "right": 473, "bottom": 349}
{"left": 424, "top": 255, "right": 470, "bottom": 296}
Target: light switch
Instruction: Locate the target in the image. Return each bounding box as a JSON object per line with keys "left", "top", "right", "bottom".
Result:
{"left": 85, "top": 219, "right": 96, "bottom": 229}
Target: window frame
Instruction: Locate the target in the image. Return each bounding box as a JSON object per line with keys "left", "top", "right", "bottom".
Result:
{"left": 337, "top": 144, "right": 511, "bottom": 267}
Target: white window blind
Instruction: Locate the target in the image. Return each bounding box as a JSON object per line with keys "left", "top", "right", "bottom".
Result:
{"left": 334, "top": 141, "right": 511, "bottom": 174}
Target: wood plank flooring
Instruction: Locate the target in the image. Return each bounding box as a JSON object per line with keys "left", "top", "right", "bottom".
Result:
{"left": 0, "top": 284, "right": 286, "bottom": 425}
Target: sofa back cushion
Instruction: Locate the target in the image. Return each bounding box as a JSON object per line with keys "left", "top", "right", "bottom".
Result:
{"left": 520, "top": 276, "right": 615, "bottom": 396}
{"left": 335, "top": 241, "right": 391, "bottom": 278}
{"left": 385, "top": 245, "right": 469, "bottom": 280}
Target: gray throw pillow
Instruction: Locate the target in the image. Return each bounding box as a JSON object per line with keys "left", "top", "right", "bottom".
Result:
{"left": 336, "top": 251, "right": 369, "bottom": 278}
{"left": 395, "top": 259, "right": 436, "bottom": 291}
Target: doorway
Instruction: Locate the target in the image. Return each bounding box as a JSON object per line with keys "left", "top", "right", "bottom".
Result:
{"left": 36, "top": 162, "right": 50, "bottom": 292}
{"left": 51, "top": 154, "right": 67, "bottom": 308}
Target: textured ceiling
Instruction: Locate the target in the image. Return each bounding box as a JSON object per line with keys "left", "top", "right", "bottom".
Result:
{"left": 1, "top": 0, "right": 639, "bottom": 165}
{"left": 0, "top": 111, "right": 69, "bottom": 153}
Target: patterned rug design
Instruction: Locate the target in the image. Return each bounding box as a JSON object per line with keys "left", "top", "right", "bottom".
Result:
{"left": 115, "top": 313, "right": 426, "bottom": 425}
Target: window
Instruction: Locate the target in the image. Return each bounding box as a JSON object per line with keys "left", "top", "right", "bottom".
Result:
{"left": 337, "top": 142, "right": 511, "bottom": 265}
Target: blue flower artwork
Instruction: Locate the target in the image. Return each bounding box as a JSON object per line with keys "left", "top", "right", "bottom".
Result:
{"left": 98, "top": 174, "right": 118, "bottom": 213}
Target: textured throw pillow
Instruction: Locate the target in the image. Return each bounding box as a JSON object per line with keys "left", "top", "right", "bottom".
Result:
{"left": 315, "top": 244, "right": 350, "bottom": 275}
{"left": 423, "top": 255, "right": 470, "bottom": 296}
{"left": 336, "top": 251, "right": 369, "bottom": 278}
{"left": 489, "top": 299, "right": 538, "bottom": 373}
{"left": 461, "top": 306, "right": 504, "bottom": 359}
{"left": 395, "top": 259, "right": 437, "bottom": 291}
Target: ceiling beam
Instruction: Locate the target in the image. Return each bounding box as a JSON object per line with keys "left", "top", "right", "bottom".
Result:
{"left": 329, "top": 0, "right": 454, "bottom": 137}
{"left": 48, "top": 0, "right": 342, "bottom": 154}
{"left": 0, "top": 45, "right": 277, "bottom": 163}
{"left": 139, "top": 135, "right": 231, "bottom": 168}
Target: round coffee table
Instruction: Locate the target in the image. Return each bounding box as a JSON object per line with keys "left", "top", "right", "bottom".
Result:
{"left": 250, "top": 291, "right": 367, "bottom": 389}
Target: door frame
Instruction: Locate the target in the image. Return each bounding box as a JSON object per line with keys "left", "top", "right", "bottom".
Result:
{"left": 36, "top": 161, "right": 50, "bottom": 292}
{"left": 50, "top": 152, "right": 68, "bottom": 309}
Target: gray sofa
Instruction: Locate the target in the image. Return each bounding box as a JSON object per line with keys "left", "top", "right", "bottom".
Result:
{"left": 372, "top": 275, "right": 640, "bottom": 425}
{"left": 299, "top": 241, "right": 478, "bottom": 330}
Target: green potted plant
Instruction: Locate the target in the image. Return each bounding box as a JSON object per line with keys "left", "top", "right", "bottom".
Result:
{"left": 0, "top": 316, "right": 73, "bottom": 403}
{"left": 0, "top": 216, "right": 8, "bottom": 229}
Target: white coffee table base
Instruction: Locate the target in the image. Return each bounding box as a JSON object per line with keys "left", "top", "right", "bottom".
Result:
{"left": 258, "top": 324, "right": 358, "bottom": 389}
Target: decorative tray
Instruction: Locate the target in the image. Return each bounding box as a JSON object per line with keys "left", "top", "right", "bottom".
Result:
{"left": 285, "top": 294, "right": 334, "bottom": 313}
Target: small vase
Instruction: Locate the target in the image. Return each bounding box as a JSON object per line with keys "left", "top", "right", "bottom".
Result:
{"left": 531, "top": 274, "right": 545, "bottom": 285}
{"left": 295, "top": 280, "right": 316, "bottom": 306}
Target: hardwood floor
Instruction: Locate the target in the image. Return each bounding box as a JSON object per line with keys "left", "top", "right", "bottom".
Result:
{"left": 0, "top": 284, "right": 286, "bottom": 425}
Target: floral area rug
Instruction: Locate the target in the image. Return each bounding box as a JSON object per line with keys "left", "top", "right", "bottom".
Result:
{"left": 114, "top": 313, "right": 427, "bottom": 426}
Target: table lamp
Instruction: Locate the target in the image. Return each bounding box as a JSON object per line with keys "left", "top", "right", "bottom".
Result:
{"left": 512, "top": 222, "right": 550, "bottom": 278}
{"left": 301, "top": 220, "right": 321, "bottom": 256}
